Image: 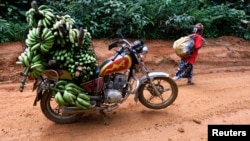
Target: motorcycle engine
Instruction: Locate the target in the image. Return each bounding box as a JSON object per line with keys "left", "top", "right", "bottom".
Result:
{"left": 104, "top": 73, "right": 127, "bottom": 103}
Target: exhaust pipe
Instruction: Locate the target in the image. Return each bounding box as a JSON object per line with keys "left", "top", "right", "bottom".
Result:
{"left": 61, "top": 106, "right": 92, "bottom": 115}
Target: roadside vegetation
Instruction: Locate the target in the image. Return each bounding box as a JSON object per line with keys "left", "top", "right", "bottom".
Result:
{"left": 0, "top": 0, "right": 250, "bottom": 43}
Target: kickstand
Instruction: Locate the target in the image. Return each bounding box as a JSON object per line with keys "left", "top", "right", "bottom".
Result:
{"left": 99, "top": 110, "right": 110, "bottom": 125}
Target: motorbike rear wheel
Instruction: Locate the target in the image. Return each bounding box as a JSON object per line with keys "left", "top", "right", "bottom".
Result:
{"left": 138, "top": 77, "right": 178, "bottom": 109}
{"left": 40, "top": 90, "right": 82, "bottom": 124}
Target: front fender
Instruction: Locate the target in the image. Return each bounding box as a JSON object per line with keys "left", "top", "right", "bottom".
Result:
{"left": 134, "top": 72, "right": 170, "bottom": 102}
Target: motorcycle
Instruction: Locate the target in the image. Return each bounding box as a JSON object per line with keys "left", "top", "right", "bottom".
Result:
{"left": 20, "top": 33, "right": 178, "bottom": 124}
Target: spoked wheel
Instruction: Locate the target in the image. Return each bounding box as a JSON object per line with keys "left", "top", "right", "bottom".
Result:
{"left": 40, "top": 90, "right": 82, "bottom": 124}
{"left": 138, "top": 77, "right": 178, "bottom": 109}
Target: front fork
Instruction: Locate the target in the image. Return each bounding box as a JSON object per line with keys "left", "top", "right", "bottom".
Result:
{"left": 32, "top": 78, "right": 55, "bottom": 106}
{"left": 32, "top": 79, "right": 43, "bottom": 106}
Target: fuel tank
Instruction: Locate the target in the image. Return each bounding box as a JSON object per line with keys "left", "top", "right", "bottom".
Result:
{"left": 99, "top": 55, "right": 132, "bottom": 76}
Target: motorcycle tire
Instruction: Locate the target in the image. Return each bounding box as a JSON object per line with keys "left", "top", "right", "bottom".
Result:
{"left": 138, "top": 77, "right": 178, "bottom": 109}
{"left": 40, "top": 90, "right": 82, "bottom": 124}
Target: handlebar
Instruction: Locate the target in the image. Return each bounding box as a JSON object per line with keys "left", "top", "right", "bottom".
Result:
{"left": 109, "top": 38, "right": 145, "bottom": 61}
{"left": 108, "top": 39, "right": 132, "bottom": 50}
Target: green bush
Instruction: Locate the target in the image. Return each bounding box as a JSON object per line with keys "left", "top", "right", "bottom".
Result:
{"left": 0, "top": 0, "right": 250, "bottom": 42}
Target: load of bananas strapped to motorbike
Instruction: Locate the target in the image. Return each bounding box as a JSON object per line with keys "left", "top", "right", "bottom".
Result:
{"left": 17, "top": 1, "right": 96, "bottom": 110}
{"left": 16, "top": 1, "right": 178, "bottom": 124}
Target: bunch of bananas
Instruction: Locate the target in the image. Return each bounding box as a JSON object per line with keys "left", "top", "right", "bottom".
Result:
{"left": 26, "top": 2, "right": 56, "bottom": 28}
{"left": 54, "top": 81, "right": 91, "bottom": 109}
{"left": 17, "top": 26, "right": 54, "bottom": 80}
{"left": 73, "top": 50, "right": 98, "bottom": 82}
{"left": 17, "top": 1, "right": 97, "bottom": 95}
{"left": 16, "top": 47, "right": 46, "bottom": 78}
{"left": 25, "top": 27, "right": 55, "bottom": 53}
{"left": 52, "top": 15, "right": 91, "bottom": 50}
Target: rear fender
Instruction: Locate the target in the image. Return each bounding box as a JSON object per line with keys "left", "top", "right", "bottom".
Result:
{"left": 134, "top": 72, "right": 170, "bottom": 102}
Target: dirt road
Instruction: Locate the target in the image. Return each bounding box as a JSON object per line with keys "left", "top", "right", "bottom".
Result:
{"left": 0, "top": 71, "right": 250, "bottom": 141}
{"left": 0, "top": 37, "right": 250, "bottom": 141}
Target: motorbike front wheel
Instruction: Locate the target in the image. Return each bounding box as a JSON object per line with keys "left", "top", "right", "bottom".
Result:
{"left": 40, "top": 90, "right": 82, "bottom": 124}
{"left": 138, "top": 77, "right": 178, "bottom": 109}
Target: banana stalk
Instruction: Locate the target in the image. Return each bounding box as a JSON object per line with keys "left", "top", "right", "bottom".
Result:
{"left": 19, "top": 67, "right": 30, "bottom": 92}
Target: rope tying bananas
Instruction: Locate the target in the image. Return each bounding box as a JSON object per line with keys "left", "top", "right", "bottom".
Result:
{"left": 16, "top": 1, "right": 96, "bottom": 109}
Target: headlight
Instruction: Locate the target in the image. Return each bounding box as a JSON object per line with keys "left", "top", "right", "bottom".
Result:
{"left": 141, "top": 46, "right": 148, "bottom": 54}
{"left": 140, "top": 46, "right": 148, "bottom": 61}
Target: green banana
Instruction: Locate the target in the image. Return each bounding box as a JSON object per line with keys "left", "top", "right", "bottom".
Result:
{"left": 22, "top": 53, "right": 30, "bottom": 67}
{"left": 30, "top": 42, "right": 41, "bottom": 52}
{"left": 76, "top": 97, "right": 91, "bottom": 108}
{"left": 32, "top": 64, "right": 44, "bottom": 73}
{"left": 55, "top": 91, "right": 67, "bottom": 105}
{"left": 38, "top": 5, "right": 49, "bottom": 11}
{"left": 18, "top": 55, "right": 24, "bottom": 63}
{"left": 57, "top": 85, "right": 65, "bottom": 90}
{"left": 78, "top": 93, "right": 91, "bottom": 101}
{"left": 30, "top": 63, "right": 43, "bottom": 69}
{"left": 44, "top": 11, "right": 55, "bottom": 19}
{"left": 65, "top": 83, "right": 85, "bottom": 92}
{"left": 16, "top": 61, "right": 23, "bottom": 65}
{"left": 29, "top": 69, "right": 41, "bottom": 78}
{"left": 65, "top": 87, "right": 79, "bottom": 96}
{"left": 42, "top": 28, "right": 50, "bottom": 38}
{"left": 40, "top": 44, "right": 50, "bottom": 53}
{"left": 31, "top": 54, "right": 41, "bottom": 63}
{"left": 75, "top": 100, "right": 88, "bottom": 109}
{"left": 55, "top": 80, "right": 68, "bottom": 88}
{"left": 25, "top": 38, "right": 36, "bottom": 48}
{"left": 63, "top": 90, "right": 75, "bottom": 104}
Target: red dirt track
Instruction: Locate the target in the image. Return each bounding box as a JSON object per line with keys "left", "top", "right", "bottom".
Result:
{"left": 0, "top": 36, "right": 250, "bottom": 141}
